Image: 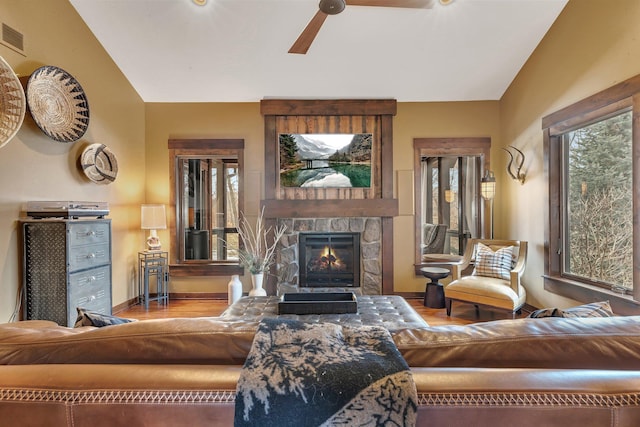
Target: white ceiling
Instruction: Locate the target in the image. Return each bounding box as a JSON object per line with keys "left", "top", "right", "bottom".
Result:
{"left": 69, "top": 0, "right": 568, "bottom": 103}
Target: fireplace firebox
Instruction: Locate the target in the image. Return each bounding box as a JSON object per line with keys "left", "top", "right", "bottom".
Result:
{"left": 299, "top": 232, "right": 360, "bottom": 288}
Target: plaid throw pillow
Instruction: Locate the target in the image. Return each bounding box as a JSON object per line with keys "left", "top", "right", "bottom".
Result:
{"left": 561, "top": 301, "right": 614, "bottom": 318}
{"left": 472, "top": 242, "right": 514, "bottom": 281}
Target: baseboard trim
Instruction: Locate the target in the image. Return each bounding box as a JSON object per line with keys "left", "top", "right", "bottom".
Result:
{"left": 112, "top": 298, "right": 139, "bottom": 314}
{"left": 394, "top": 292, "right": 426, "bottom": 299}
{"left": 170, "top": 292, "right": 227, "bottom": 300}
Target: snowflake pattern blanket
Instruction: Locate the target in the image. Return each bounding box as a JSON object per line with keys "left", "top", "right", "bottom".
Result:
{"left": 234, "top": 318, "right": 417, "bottom": 427}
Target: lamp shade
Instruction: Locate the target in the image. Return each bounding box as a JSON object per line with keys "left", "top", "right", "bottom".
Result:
{"left": 444, "top": 189, "right": 455, "bottom": 203}
{"left": 141, "top": 204, "right": 167, "bottom": 230}
{"left": 480, "top": 170, "right": 496, "bottom": 200}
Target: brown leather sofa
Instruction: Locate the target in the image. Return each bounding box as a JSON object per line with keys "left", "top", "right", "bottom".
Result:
{"left": 2, "top": 313, "right": 640, "bottom": 426}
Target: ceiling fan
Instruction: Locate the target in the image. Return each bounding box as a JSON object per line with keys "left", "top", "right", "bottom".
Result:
{"left": 289, "top": 0, "right": 435, "bottom": 54}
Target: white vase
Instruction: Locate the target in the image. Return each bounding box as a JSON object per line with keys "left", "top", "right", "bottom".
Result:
{"left": 227, "top": 275, "right": 243, "bottom": 305}
{"left": 249, "top": 273, "right": 267, "bottom": 296}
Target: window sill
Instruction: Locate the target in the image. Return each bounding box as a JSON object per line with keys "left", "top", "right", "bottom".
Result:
{"left": 543, "top": 275, "right": 640, "bottom": 315}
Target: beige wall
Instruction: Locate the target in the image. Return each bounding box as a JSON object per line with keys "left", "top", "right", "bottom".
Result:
{"left": 144, "top": 103, "right": 263, "bottom": 295}
{"left": 144, "top": 101, "right": 501, "bottom": 295}
{"left": 0, "top": 0, "right": 145, "bottom": 322}
{"left": 393, "top": 101, "right": 501, "bottom": 292}
{"left": 499, "top": 0, "right": 640, "bottom": 309}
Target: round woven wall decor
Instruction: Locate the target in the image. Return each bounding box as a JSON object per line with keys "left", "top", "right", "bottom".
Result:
{"left": 0, "top": 55, "right": 26, "bottom": 149}
{"left": 26, "top": 65, "right": 89, "bottom": 143}
{"left": 81, "top": 143, "right": 118, "bottom": 184}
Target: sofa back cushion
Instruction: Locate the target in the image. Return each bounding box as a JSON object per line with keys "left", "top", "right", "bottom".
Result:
{"left": 395, "top": 315, "right": 640, "bottom": 369}
{"left": 0, "top": 317, "right": 259, "bottom": 366}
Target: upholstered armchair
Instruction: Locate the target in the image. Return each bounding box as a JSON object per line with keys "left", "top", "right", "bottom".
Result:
{"left": 421, "top": 223, "right": 448, "bottom": 256}
{"left": 444, "top": 239, "right": 527, "bottom": 319}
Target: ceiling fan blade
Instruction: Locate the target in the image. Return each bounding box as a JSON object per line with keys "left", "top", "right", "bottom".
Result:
{"left": 288, "top": 11, "right": 329, "bottom": 55}
{"left": 345, "top": 0, "right": 434, "bottom": 8}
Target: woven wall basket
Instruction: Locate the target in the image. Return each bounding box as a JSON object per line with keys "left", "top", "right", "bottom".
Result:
{"left": 81, "top": 143, "right": 118, "bottom": 185}
{"left": 26, "top": 65, "right": 89, "bottom": 143}
{"left": 0, "top": 55, "right": 26, "bottom": 149}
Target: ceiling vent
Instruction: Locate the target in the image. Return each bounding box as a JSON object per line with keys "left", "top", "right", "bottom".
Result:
{"left": 2, "top": 23, "right": 25, "bottom": 56}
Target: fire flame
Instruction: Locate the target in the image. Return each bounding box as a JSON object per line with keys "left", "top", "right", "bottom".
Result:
{"left": 308, "top": 245, "right": 346, "bottom": 272}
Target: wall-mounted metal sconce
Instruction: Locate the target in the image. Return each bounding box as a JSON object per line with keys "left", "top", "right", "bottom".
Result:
{"left": 481, "top": 170, "right": 495, "bottom": 239}
{"left": 502, "top": 146, "right": 526, "bottom": 184}
{"left": 480, "top": 170, "right": 496, "bottom": 201}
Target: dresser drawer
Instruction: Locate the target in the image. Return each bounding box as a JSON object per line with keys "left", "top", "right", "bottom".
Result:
{"left": 69, "top": 243, "right": 110, "bottom": 271}
{"left": 72, "top": 287, "right": 110, "bottom": 311}
{"left": 68, "top": 266, "right": 111, "bottom": 325}
{"left": 69, "top": 265, "right": 110, "bottom": 291}
{"left": 68, "top": 222, "right": 110, "bottom": 247}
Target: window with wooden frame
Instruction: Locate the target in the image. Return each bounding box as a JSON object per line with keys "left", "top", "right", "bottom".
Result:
{"left": 542, "top": 74, "right": 640, "bottom": 314}
{"left": 413, "top": 138, "right": 491, "bottom": 273}
{"left": 168, "top": 139, "right": 244, "bottom": 277}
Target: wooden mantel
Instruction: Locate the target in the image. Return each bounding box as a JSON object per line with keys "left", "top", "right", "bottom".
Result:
{"left": 262, "top": 199, "right": 398, "bottom": 219}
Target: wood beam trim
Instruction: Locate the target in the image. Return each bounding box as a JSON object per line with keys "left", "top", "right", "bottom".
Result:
{"left": 168, "top": 139, "right": 245, "bottom": 150}
{"left": 542, "top": 73, "right": 640, "bottom": 130}
{"left": 260, "top": 99, "right": 397, "bottom": 116}
{"left": 262, "top": 199, "right": 398, "bottom": 218}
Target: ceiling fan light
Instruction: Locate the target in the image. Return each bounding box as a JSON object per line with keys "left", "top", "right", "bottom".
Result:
{"left": 439, "top": 0, "right": 454, "bottom": 5}
{"left": 192, "top": 0, "right": 207, "bottom": 5}
{"left": 319, "top": 0, "right": 346, "bottom": 15}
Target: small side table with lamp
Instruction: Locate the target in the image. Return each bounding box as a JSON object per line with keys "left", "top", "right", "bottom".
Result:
{"left": 139, "top": 205, "right": 169, "bottom": 309}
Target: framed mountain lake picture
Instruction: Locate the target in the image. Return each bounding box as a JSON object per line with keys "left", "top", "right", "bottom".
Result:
{"left": 279, "top": 133, "right": 372, "bottom": 188}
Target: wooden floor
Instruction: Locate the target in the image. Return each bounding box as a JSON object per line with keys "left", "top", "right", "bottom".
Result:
{"left": 116, "top": 297, "right": 528, "bottom": 327}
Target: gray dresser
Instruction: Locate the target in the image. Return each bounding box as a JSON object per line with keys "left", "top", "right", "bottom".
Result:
{"left": 21, "top": 219, "right": 112, "bottom": 327}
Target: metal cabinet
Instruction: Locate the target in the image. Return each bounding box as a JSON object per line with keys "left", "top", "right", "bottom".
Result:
{"left": 21, "top": 219, "right": 112, "bottom": 327}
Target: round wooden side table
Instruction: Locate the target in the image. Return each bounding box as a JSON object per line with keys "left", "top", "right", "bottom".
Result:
{"left": 420, "top": 266, "right": 450, "bottom": 308}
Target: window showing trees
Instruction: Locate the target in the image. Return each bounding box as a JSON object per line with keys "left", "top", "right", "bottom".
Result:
{"left": 543, "top": 73, "right": 640, "bottom": 307}
{"left": 561, "top": 110, "right": 633, "bottom": 291}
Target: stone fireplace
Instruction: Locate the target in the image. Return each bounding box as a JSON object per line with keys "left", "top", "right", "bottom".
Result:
{"left": 275, "top": 217, "right": 382, "bottom": 295}
{"left": 261, "top": 99, "right": 398, "bottom": 296}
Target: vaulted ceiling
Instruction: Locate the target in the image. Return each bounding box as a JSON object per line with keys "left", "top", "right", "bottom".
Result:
{"left": 69, "top": 0, "right": 568, "bottom": 102}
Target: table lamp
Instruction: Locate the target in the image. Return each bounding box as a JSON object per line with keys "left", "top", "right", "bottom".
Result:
{"left": 141, "top": 204, "right": 167, "bottom": 251}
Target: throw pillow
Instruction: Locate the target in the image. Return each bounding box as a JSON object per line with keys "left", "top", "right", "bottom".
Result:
{"left": 528, "top": 301, "right": 614, "bottom": 318}
{"left": 527, "top": 307, "right": 564, "bottom": 318}
{"left": 74, "top": 307, "right": 136, "bottom": 328}
{"left": 561, "top": 300, "right": 614, "bottom": 318}
{"left": 472, "top": 242, "right": 514, "bottom": 281}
